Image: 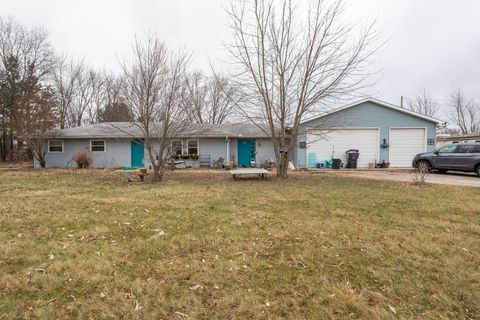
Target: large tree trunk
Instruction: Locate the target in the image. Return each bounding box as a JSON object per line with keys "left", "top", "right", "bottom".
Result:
{"left": 276, "top": 152, "right": 290, "bottom": 179}
{"left": 1, "top": 113, "right": 6, "bottom": 161}
{"left": 0, "top": 133, "right": 6, "bottom": 162}
{"left": 152, "top": 166, "right": 163, "bottom": 182}
{"left": 9, "top": 134, "right": 14, "bottom": 161}
{"left": 33, "top": 149, "right": 47, "bottom": 168}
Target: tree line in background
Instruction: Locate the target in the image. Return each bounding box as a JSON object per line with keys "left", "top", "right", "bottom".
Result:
{"left": 403, "top": 88, "right": 480, "bottom": 135}
{"left": 0, "top": 17, "right": 240, "bottom": 164}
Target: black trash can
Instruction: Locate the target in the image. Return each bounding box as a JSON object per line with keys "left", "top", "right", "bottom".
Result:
{"left": 345, "top": 149, "right": 360, "bottom": 169}
{"left": 332, "top": 158, "right": 342, "bottom": 170}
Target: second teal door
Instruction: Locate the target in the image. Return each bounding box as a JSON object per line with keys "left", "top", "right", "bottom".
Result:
{"left": 237, "top": 139, "right": 256, "bottom": 166}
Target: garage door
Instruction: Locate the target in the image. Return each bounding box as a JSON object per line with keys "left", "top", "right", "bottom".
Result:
{"left": 307, "top": 129, "right": 379, "bottom": 168}
{"left": 389, "top": 128, "right": 426, "bottom": 167}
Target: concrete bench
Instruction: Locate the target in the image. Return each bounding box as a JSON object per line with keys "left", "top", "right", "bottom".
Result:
{"left": 230, "top": 168, "right": 270, "bottom": 180}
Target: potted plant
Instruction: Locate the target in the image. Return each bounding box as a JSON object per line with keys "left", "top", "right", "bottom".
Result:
{"left": 190, "top": 153, "right": 199, "bottom": 160}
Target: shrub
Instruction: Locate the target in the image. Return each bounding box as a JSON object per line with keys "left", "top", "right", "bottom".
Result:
{"left": 72, "top": 149, "right": 93, "bottom": 169}
{"left": 412, "top": 167, "right": 430, "bottom": 186}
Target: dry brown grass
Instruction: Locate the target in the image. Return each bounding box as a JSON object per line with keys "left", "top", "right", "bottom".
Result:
{"left": 0, "top": 166, "right": 479, "bottom": 319}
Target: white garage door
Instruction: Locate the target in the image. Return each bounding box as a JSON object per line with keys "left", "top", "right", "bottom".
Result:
{"left": 389, "top": 128, "right": 426, "bottom": 167}
{"left": 307, "top": 129, "right": 379, "bottom": 168}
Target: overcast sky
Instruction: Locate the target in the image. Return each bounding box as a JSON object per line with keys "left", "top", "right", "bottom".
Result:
{"left": 1, "top": 0, "right": 479, "bottom": 118}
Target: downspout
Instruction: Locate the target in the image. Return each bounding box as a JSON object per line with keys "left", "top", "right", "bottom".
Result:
{"left": 225, "top": 136, "right": 230, "bottom": 166}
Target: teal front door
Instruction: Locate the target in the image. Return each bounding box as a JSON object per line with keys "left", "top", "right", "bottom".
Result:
{"left": 237, "top": 139, "right": 256, "bottom": 167}
{"left": 131, "top": 139, "right": 144, "bottom": 167}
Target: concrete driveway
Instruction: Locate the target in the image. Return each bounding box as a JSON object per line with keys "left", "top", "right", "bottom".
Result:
{"left": 324, "top": 169, "right": 480, "bottom": 188}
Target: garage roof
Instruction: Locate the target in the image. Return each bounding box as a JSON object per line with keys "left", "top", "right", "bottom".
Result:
{"left": 302, "top": 97, "right": 445, "bottom": 125}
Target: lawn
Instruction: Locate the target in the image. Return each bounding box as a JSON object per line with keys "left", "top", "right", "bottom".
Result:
{"left": 0, "top": 167, "right": 479, "bottom": 319}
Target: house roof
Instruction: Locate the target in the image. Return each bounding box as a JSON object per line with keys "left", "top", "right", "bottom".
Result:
{"left": 301, "top": 97, "right": 446, "bottom": 125}
{"left": 49, "top": 122, "right": 272, "bottom": 139}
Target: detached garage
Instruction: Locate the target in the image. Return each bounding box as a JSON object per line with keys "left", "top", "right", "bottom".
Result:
{"left": 295, "top": 98, "right": 443, "bottom": 168}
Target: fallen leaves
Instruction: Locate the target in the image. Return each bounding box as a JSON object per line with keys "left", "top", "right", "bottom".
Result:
{"left": 388, "top": 305, "right": 396, "bottom": 314}
{"left": 189, "top": 284, "right": 203, "bottom": 291}
{"left": 134, "top": 300, "right": 143, "bottom": 311}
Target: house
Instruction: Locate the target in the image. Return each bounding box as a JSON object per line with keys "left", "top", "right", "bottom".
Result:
{"left": 37, "top": 122, "right": 276, "bottom": 168}
{"left": 436, "top": 134, "right": 480, "bottom": 147}
{"left": 37, "top": 98, "right": 444, "bottom": 169}
{"left": 294, "top": 98, "right": 444, "bottom": 168}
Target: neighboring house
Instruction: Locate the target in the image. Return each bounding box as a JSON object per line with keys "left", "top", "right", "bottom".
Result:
{"left": 37, "top": 122, "right": 276, "bottom": 169}
{"left": 436, "top": 134, "right": 480, "bottom": 147}
{"left": 294, "top": 98, "right": 443, "bottom": 168}
{"left": 37, "top": 98, "right": 444, "bottom": 169}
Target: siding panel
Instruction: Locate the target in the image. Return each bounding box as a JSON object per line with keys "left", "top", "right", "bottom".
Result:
{"left": 41, "top": 139, "right": 131, "bottom": 168}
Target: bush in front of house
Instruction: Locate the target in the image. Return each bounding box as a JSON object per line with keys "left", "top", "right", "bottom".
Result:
{"left": 72, "top": 149, "right": 93, "bottom": 169}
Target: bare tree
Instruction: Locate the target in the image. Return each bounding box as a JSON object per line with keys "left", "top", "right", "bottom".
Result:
{"left": 104, "top": 73, "right": 125, "bottom": 107}
{"left": 405, "top": 89, "right": 439, "bottom": 117}
{"left": 120, "top": 35, "right": 190, "bottom": 182}
{"left": 449, "top": 88, "right": 479, "bottom": 134}
{"left": 182, "top": 72, "right": 209, "bottom": 123}
{"left": 0, "top": 17, "right": 53, "bottom": 161}
{"left": 97, "top": 73, "right": 133, "bottom": 122}
{"left": 207, "top": 71, "right": 243, "bottom": 123}
{"left": 20, "top": 86, "right": 57, "bottom": 167}
{"left": 182, "top": 71, "right": 242, "bottom": 124}
{"left": 86, "top": 69, "right": 107, "bottom": 124}
{"left": 53, "top": 57, "right": 109, "bottom": 127}
{"left": 51, "top": 55, "right": 82, "bottom": 129}
{"left": 68, "top": 63, "right": 94, "bottom": 127}
{"left": 227, "top": 0, "right": 380, "bottom": 178}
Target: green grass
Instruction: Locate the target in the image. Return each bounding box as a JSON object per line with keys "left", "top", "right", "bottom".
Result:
{"left": 0, "top": 168, "right": 479, "bottom": 319}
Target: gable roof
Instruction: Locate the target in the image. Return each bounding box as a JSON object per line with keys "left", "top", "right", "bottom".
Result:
{"left": 49, "top": 122, "right": 271, "bottom": 139}
{"left": 302, "top": 97, "right": 445, "bottom": 125}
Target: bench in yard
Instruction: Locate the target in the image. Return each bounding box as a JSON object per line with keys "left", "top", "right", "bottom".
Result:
{"left": 230, "top": 168, "right": 270, "bottom": 181}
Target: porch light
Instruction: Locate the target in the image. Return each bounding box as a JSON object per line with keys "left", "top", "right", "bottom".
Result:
{"left": 380, "top": 139, "right": 389, "bottom": 149}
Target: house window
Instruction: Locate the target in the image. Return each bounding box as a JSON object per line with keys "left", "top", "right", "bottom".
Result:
{"left": 48, "top": 140, "right": 63, "bottom": 153}
{"left": 90, "top": 140, "right": 106, "bottom": 152}
{"left": 187, "top": 140, "right": 199, "bottom": 156}
{"left": 171, "top": 140, "right": 183, "bottom": 157}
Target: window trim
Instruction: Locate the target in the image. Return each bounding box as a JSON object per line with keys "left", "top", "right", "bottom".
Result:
{"left": 186, "top": 139, "right": 199, "bottom": 156}
{"left": 171, "top": 139, "right": 183, "bottom": 156}
{"left": 90, "top": 140, "right": 106, "bottom": 153}
{"left": 48, "top": 140, "right": 64, "bottom": 153}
